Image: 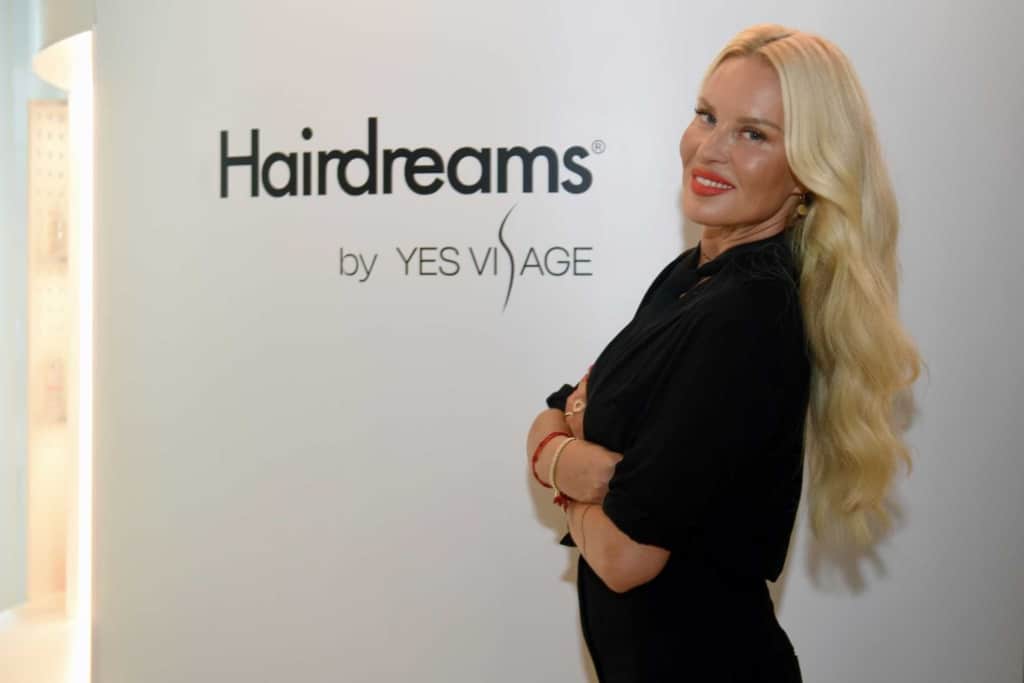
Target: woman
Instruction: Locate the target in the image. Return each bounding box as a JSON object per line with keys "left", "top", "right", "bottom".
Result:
{"left": 526, "top": 23, "right": 923, "bottom": 682}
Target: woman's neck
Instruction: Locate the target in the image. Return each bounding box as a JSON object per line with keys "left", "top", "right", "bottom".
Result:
{"left": 699, "top": 224, "right": 785, "bottom": 263}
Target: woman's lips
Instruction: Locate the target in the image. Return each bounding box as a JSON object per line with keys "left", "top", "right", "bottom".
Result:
{"left": 690, "top": 173, "right": 736, "bottom": 196}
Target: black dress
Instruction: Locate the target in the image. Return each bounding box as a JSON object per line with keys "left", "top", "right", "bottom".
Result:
{"left": 546, "top": 231, "right": 809, "bottom": 682}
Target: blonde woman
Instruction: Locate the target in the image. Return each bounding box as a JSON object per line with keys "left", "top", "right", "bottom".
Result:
{"left": 527, "top": 23, "right": 922, "bottom": 682}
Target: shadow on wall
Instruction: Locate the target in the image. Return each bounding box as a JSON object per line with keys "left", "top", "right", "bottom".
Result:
{"left": 798, "top": 385, "right": 920, "bottom": 595}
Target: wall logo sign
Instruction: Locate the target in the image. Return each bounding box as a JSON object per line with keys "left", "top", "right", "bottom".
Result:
{"left": 219, "top": 117, "right": 596, "bottom": 198}
{"left": 218, "top": 117, "right": 603, "bottom": 310}
{"left": 341, "top": 204, "right": 594, "bottom": 311}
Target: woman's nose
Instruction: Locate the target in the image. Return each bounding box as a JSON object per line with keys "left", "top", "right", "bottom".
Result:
{"left": 696, "top": 127, "right": 731, "bottom": 162}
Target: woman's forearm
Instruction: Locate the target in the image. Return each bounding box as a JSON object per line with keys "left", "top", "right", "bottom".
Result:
{"left": 526, "top": 409, "right": 621, "bottom": 504}
{"left": 565, "top": 501, "right": 670, "bottom": 594}
{"left": 566, "top": 502, "right": 618, "bottom": 588}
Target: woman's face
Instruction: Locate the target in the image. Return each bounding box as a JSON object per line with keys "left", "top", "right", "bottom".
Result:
{"left": 680, "top": 55, "right": 803, "bottom": 232}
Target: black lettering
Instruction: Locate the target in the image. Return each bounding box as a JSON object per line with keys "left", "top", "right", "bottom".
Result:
{"left": 316, "top": 118, "right": 379, "bottom": 195}
{"left": 318, "top": 151, "right": 340, "bottom": 195}
{"left": 497, "top": 146, "right": 558, "bottom": 193}
{"left": 339, "top": 248, "right": 361, "bottom": 276}
{"left": 419, "top": 246, "right": 438, "bottom": 275}
{"left": 439, "top": 247, "right": 460, "bottom": 276}
{"left": 220, "top": 129, "right": 259, "bottom": 197}
{"left": 573, "top": 246, "right": 593, "bottom": 276}
{"left": 302, "top": 127, "right": 313, "bottom": 196}
{"left": 447, "top": 147, "right": 491, "bottom": 193}
{"left": 302, "top": 151, "right": 312, "bottom": 196}
{"left": 221, "top": 120, "right": 596, "bottom": 197}
{"left": 262, "top": 152, "right": 298, "bottom": 197}
{"left": 561, "top": 146, "right": 592, "bottom": 193}
{"left": 395, "top": 246, "right": 416, "bottom": 275}
{"left": 469, "top": 247, "right": 495, "bottom": 275}
{"left": 339, "top": 117, "right": 377, "bottom": 194}
{"left": 519, "top": 247, "right": 543, "bottom": 275}
{"left": 383, "top": 148, "right": 410, "bottom": 194}
{"left": 406, "top": 149, "right": 444, "bottom": 195}
{"left": 544, "top": 247, "right": 571, "bottom": 276}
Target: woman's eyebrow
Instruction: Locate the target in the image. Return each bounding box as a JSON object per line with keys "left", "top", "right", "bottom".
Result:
{"left": 696, "top": 96, "right": 781, "bottom": 131}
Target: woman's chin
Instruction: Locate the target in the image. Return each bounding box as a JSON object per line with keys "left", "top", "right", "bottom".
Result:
{"left": 683, "top": 195, "right": 731, "bottom": 222}
{"left": 683, "top": 207, "right": 734, "bottom": 227}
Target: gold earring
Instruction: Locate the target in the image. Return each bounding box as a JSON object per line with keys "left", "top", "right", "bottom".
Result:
{"left": 795, "top": 190, "right": 811, "bottom": 216}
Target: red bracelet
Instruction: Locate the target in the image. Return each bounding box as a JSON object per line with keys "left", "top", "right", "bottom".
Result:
{"left": 532, "top": 430, "right": 570, "bottom": 488}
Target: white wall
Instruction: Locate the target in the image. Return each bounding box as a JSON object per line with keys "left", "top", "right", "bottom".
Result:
{"left": 92, "top": 2, "right": 1024, "bottom": 682}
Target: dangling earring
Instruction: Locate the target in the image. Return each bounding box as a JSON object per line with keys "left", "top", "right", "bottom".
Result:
{"left": 795, "top": 191, "right": 812, "bottom": 216}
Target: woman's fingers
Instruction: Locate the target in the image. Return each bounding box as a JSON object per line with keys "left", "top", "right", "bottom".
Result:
{"left": 564, "top": 390, "right": 584, "bottom": 439}
{"left": 569, "top": 412, "right": 584, "bottom": 440}
{"left": 562, "top": 363, "right": 593, "bottom": 439}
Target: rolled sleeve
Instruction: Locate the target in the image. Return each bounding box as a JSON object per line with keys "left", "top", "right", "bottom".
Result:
{"left": 545, "top": 382, "right": 578, "bottom": 411}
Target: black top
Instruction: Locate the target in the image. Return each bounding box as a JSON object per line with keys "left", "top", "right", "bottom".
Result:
{"left": 545, "top": 230, "right": 809, "bottom": 681}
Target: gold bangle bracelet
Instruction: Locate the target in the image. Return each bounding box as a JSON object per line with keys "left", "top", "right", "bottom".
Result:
{"left": 580, "top": 504, "right": 592, "bottom": 556}
{"left": 549, "top": 436, "right": 576, "bottom": 499}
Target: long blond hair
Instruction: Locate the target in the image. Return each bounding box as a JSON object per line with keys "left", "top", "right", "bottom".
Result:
{"left": 701, "top": 24, "right": 925, "bottom": 546}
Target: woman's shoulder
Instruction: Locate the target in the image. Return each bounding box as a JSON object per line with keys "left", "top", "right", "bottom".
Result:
{"left": 633, "top": 246, "right": 699, "bottom": 314}
{"left": 704, "top": 265, "right": 803, "bottom": 336}
{"left": 652, "top": 246, "right": 697, "bottom": 285}
{"left": 684, "top": 276, "right": 808, "bottom": 386}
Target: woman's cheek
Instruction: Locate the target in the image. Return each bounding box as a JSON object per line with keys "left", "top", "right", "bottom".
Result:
{"left": 679, "top": 126, "right": 698, "bottom": 163}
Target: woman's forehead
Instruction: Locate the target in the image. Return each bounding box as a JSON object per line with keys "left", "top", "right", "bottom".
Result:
{"left": 701, "top": 57, "right": 783, "bottom": 124}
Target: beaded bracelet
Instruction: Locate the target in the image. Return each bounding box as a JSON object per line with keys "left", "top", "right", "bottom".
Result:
{"left": 550, "top": 436, "right": 577, "bottom": 509}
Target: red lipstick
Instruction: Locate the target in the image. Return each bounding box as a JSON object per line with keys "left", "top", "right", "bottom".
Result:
{"left": 690, "top": 167, "right": 736, "bottom": 196}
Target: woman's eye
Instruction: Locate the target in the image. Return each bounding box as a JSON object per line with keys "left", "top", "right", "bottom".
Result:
{"left": 694, "top": 107, "right": 766, "bottom": 142}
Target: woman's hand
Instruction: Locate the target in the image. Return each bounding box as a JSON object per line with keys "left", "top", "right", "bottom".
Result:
{"left": 527, "top": 410, "right": 622, "bottom": 504}
{"left": 527, "top": 364, "right": 621, "bottom": 505}
{"left": 563, "top": 367, "right": 591, "bottom": 440}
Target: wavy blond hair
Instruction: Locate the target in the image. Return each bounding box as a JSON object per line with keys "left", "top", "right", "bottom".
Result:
{"left": 700, "top": 24, "right": 925, "bottom": 546}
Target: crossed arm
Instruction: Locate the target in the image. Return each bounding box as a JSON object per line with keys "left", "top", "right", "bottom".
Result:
{"left": 526, "top": 407, "right": 672, "bottom": 594}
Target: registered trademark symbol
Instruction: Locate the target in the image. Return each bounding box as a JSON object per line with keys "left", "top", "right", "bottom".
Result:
{"left": 591, "top": 139, "right": 606, "bottom": 154}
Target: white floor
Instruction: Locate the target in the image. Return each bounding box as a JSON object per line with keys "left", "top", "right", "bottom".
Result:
{"left": 0, "top": 594, "right": 72, "bottom": 683}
